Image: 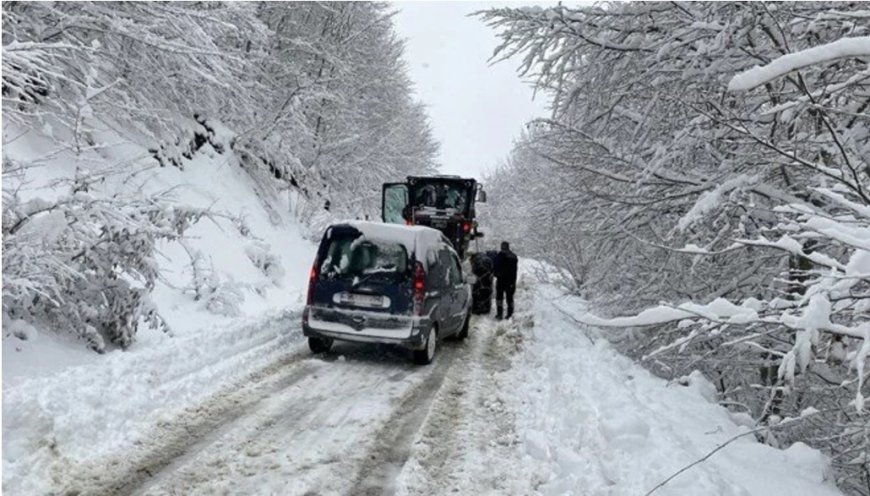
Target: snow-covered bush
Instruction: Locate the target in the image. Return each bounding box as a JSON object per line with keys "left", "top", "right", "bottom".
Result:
{"left": 2, "top": 191, "right": 202, "bottom": 352}
{"left": 245, "top": 241, "right": 285, "bottom": 286}
{"left": 179, "top": 242, "right": 245, "bottom": 317}
{"left": 202, "top": 278, "right": 245, "bottom": 318}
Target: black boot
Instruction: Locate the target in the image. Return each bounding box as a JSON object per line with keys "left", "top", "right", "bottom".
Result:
{"left": 496, "top": 306, "right": 503, "bottom": 320}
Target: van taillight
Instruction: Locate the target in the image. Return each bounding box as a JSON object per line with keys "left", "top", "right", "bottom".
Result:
{"left": 413, "top": 261, "right": 425, "bottom": 315}
{"left": 306, "top": 265, "right": 317, "bottom": 305}
{"left": 462, "top": 221, "right": 471, "bottom": 233}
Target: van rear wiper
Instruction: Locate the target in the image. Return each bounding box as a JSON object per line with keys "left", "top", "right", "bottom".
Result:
{"left": 352, "top": 273, "right": 379, "bottom": 288}
{"left": 352, "top": 270, "right": 395, "bottom": 288}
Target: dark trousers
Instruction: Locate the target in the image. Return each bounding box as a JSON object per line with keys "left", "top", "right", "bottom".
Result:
{"left": 496, "top": 281, "right": 515, "bottom": 318}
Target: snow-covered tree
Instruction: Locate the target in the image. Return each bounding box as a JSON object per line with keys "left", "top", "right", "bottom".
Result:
{"left": 480, "top": 3, "right": 869, "bottom": 492}
{"left": 3, "top": 2, "right": 439, "bottom": 351}
{"left": 248, "top": 2, "right": 438, "bottom": 220}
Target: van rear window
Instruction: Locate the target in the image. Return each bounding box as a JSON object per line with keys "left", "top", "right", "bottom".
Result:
{"left": 320, "top": 232, "right": 409, "bottom": 279}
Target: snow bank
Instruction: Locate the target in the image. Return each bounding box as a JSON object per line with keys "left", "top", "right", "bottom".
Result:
{"left": 501, "top": 272, "right": 842, "bottom": 496}
{"left": 729, "top": 36, "right": 870, "bottom": 91}
{"left": 3, "top": 309, "right": 306, "bottom": 495}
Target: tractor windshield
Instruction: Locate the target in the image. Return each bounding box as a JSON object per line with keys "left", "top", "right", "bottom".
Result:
{"left": 410, "top": 179, "right": 472, "bottom": 215}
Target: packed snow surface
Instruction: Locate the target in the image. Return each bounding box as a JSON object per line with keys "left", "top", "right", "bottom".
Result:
{"left": 3, "top": 263, "right": 842, "bottom": 495}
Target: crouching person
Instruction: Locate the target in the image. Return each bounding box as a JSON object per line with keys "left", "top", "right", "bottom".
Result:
{"left": 470, "top": 251, "right": 494, "bottom": 314}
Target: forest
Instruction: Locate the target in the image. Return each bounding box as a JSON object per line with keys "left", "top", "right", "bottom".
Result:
{"left": 479, "top": 3, "right": 869, "bottom": 492}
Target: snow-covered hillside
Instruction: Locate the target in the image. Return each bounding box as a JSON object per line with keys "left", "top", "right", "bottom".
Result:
{"left": 3, "top": 117, "right": 316, "bottom": 380}
{"left": 1, "top": 117, "right": 320, "bottom": 492}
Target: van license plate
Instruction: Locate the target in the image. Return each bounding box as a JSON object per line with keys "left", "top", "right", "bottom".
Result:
{"left": 337, "top": 293, "right": 387, "bottom": 308}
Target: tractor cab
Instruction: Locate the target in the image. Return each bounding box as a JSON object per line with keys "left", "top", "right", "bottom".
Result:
{"left": 382, "top": 176, "right": 486, "bottom": 259}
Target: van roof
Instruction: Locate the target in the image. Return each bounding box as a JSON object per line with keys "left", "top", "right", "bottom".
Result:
{"left": 327, "top": 221, "right": 449, "bottom": 264}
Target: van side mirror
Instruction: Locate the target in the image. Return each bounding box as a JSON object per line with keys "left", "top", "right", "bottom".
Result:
{"left": 476, "top": 189, "right": 487, "bottom": 203}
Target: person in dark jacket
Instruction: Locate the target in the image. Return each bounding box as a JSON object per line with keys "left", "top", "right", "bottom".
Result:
{"left": 493, "top": 241, "right": 518, "bottom": 320}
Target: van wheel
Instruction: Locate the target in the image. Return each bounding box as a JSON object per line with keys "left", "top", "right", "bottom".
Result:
{"left": 308, "top": 336, "right": 333, "bottom": 354}
{"left": 413, "top": 326, "right": 437, "bottom": 365}
{"left": 456, "top": 313, "right": 470, "bottom": 341}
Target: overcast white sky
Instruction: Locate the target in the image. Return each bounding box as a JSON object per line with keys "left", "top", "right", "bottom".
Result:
{"left": 393, "top": 1, "right": 552, "bottom": 178}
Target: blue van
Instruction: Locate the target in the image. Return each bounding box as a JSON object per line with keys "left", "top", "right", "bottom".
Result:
{"left": 302, "top": 221, "right": 471, "bottom": 364}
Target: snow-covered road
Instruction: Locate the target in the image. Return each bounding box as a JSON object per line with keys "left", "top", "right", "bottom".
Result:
{"left": 3, "top": 270, "right": 843, "bottom": 495}
{"left": 11, "top": 308, "right": 529, "bottom": 496}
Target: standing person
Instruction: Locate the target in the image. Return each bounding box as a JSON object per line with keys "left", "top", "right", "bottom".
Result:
{"left": 494, "top": 241, "right": 518, "bottom": 320}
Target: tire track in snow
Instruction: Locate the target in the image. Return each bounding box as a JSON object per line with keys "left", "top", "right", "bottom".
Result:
{"left": 321, "top": 312, "right": 534, "bottom": 496}
{"left": 389, "top": 329, "right": 484, "bottom": 495}
{"left": 350, "top": 341, "right": 464, "bottom": 496}
{"left": 394, "top": 291, "right": 533, "bottom": 495}
{"left": 129, "top": 342, "right": 464, "bottom": 496}
{"left": 354, "top": 289, "right": 533, "bottom": 496}
{"left": 52, "top": 319, "right": 488, "bottom": 495}
{"left": 57, "top": 345, "right": 314, "bottom": 496}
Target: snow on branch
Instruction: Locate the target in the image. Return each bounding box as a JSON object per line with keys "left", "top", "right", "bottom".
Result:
{"left": 728, "top": 36, "right": 870, "bottom": 91}
{"left": 736, "top": 235, "right": 846, "bottom": 271}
